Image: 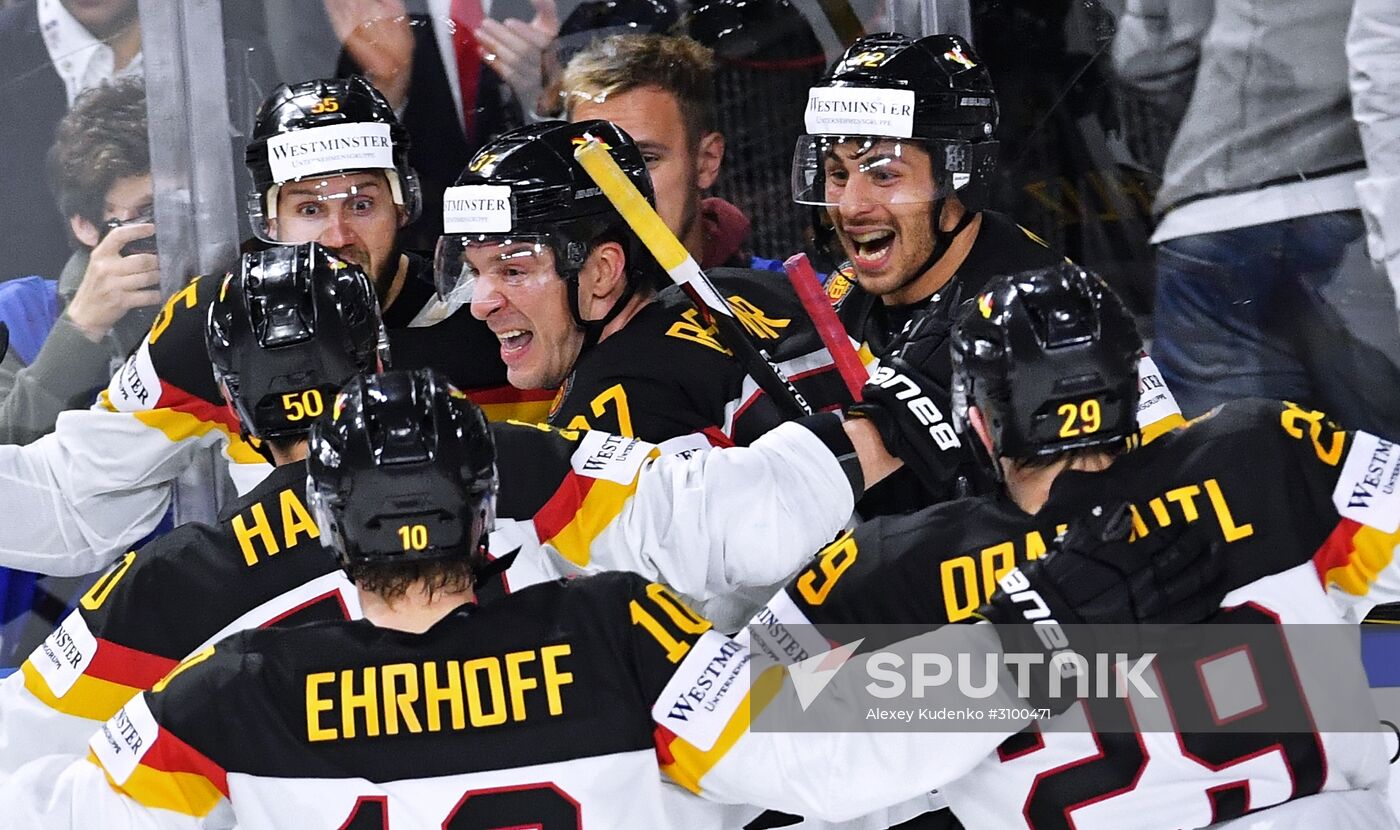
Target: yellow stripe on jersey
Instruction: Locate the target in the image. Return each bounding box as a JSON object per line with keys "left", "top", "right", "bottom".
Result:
{"left": 131, "top": 408, "right": 266, "bottom": 465}
{"left": 1140, "top": 412, "right": 1186, "bottom": 445}
{"left": 543, "top": 448, "right": 664, "bottom": 566}
{"left": 1324, "top": 523, "right": 1400, "bottom": 597}
{"left": 22, "top": 661, "right": 143, "bottom": 722}
{"left": 856, "top": 343, "right": 877, "bottom": 370}
{"left": 89, "top": 751, "right": 227, "bottom": 818}
{"left": 660, "top": 664, "right": 786, "bottom": 794}
{"left": 479, "top": 398, "right": 554, "bottom": 425}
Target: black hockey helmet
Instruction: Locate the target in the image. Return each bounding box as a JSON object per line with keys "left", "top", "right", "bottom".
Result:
{"left": 307, "top": 368, "right": 497, "bottom": 576}
{"left": 818, "top": 32, "right": 997, "bottom": 144}
{"left": 244, "top": 76, "right": 421, "bottom": 242}
{"left": 684, "top": 0, "right": 824, "bottom": 66}
{"left": 434, "top": 119, "right": 659, "bottom": 337}
{"left": 206, "top": 242, "right": 387, "bottom": 441}
{"left": 794, "top": 34, "right": 1000, "bottom": 290}
{"left": 554, "top": 0, "right": 680, "bottom": 66}
{"left": 950, "top": 264, "right": 1141, "bottom": 477}
{"left": 794, "top": 32, "right": 999, "bottom": 208}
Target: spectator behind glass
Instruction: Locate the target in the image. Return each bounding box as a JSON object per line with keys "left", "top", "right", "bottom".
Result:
{"left": 682, "top": 0, "right": 826, "bottom": 261}
{"left": 0, "top": 0, "right": 142, "bottom": 281}
{"left": 0, "top": 78, "right": 158, "bottom": 446}
{"left": 538, "top": 0, "right": 678, "bottom": 119}
{"left": 1113, "top": 0, "right": 1400, "bottom": 435}
{"left": 323, "top": 0, "right": 558, "bottom": 252}
{"left": 563, "top": 33, "right": 768, "bottom": 270}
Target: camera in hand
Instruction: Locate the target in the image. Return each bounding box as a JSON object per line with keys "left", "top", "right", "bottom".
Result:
{"left": 103, "top": 210, "right": 158, "bottom": 256}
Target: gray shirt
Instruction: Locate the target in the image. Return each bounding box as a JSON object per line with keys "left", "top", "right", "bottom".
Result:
{"left": 1113, "top": 0, "right": 1366, "bottom": 215}
{"left": 0, "top": 251, "right": 144, "bottom": 446}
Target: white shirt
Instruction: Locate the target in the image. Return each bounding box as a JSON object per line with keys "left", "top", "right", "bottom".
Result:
{"left": 37, "top": 0, "right": 143, "bottom": 108}
{"left": 1151, "top": 169, "right": 1365, "bottom": 245}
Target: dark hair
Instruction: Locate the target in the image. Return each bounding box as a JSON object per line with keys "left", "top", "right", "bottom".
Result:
{"left": 347, "top": 557, "right": 478, "bottom": 603}
{"left": 562, "top": 34, "right": 718, "bottom": 149}
{"left": 47, "top": 78, "right": 149, "bottom": 227}
{"left": 1011, "top": 438, "right": 1131, "bottom": 472}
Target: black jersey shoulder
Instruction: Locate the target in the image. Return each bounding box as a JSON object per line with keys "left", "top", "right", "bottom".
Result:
{"left": 788, "top": 495, "right": 1042, "bottom": 628}
{"left": 551, "top": 269, "right": 846, "bottom": 443}
{"left": 148, "top": 572, "right": 676, "bottom": 782}
{"left": 83, "top": 463, "right": 342, "bottom": 663}
{"left": 383, "top": 252, "right": 511, "bottom": 391}
{"left": 137, "top": 273, "right": 225, "bottom": 411}
{"left": 954, "top": 211, "right": 1063, "bottom": 290}
{"left": 1040, "top": 397, "right": 1351, "bottom": 594}
{"left": 548, "top": 292, "right": 747, "bottom": 441}
{"left": 491, "top": 420, "right": 593, "bottom": 520}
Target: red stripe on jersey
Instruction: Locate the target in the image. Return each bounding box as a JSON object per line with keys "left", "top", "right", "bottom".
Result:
{"left": 155, "top": 381, "right": 241, "bottom": 434}
{"left": 533, "top": 472, "right": 598, "bottom": 545}
{"left": 465, "top": 385, "right": 557, "bottom": 405}
{"left": 260, "top": 589, "right": 351, "bottom": 627}
{"left": 87, "top": 639, "right": 180, "bottom": 689}
{"left": 1312, "top": 518, "right": 1363, "bottom": 585}
{"left": 652, "top": 723, "right": 680, "bottom": 766}
{"left": 731, "top": 363, "right": 838, "bottom": 432}
{"left": 699, "top": 426, "right": 734, "bottom": 448}
{"left": 730, "top": 389, "right": 765, "bottom": 428}
{"left": 141, "top": 725, "right": 231, "bottom": 798}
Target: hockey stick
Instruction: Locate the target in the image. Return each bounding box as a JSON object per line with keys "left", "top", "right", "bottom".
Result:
{"left": 574, "top": 139, "right": 812, "bottom": 419}
{"left": 782, "top": 253, "right": 868, "bottom": 402}
{"left": 812, "top": 0, "right": 866, "bottom": 47}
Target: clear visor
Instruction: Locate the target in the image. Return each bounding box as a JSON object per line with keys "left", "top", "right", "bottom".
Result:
{"left": 248, "top": 170, "right": 413, "bottom": 244}
{"left": 433, "top": 235, "right": 561, "bottom": 304}
{"left": 792, "top": 135, "right": 956, "bottom": 207}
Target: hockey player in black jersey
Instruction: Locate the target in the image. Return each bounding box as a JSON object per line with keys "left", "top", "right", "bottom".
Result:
{"left": 0, "top": 365, "right": 1232, "bottom": 828}
{"left": 0, "top": 238, "right": 944, "bottom": 781}
{"left": 0, "top": 75, "right": 548, "bottom": 581}
{"left": 795, "top": 33, "right": 1069, "bottom": 511}
{"left": 797, "top": 33, "right": 1063, "bottom": 358}
{"left": 436, "top": 119, "right": 853, "bottom": 446}
{"left": 242, "top": 76, "right": 520, "bottom": 399}
{"left": 0, "top": 242, "right": 385, "bottom": 779}
{"left": 757, "top": 263, "right": 1400, "bottom": 829}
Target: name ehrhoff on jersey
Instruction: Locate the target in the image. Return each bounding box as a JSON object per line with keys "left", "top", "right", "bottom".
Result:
{"left": 304, "top": 645, "right": 575, "bottom": 742}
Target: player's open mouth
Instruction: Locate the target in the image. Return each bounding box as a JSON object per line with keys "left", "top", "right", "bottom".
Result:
{"left": 498, "top": 329, "right": 533, "bottom": 362}
{"left": 850, "top": 230, "right": 895, "bottom": 269}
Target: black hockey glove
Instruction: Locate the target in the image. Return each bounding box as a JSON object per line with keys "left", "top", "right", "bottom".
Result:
{"left": 975, "top": 502, "right": 1228, "bottom": 713}
{"left": 847, "top": 311, "right": 964, "bottom": 496}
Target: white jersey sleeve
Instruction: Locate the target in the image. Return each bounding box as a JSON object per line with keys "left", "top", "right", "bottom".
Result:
{"left": 653, "top": 623, "right": 1029, "bottom": 823}
{"left": 508, "top": 419, "right": 859, "bottom": 628}
{"left": 0, "top": 662, "right": 114, "bottom": 788}
{"left": 0, "top": 403, "right": 245, "bottom": 577}
{"left": 0, "top": 752, "right": 226, "bottom": 830}
{"left": 0, "top": 274, "right": 269, "bottom": 576}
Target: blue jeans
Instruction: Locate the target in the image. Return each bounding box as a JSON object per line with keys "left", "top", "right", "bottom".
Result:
{"left": 1153, "top": 210, "right": 1400, "bottom": 434}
